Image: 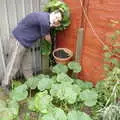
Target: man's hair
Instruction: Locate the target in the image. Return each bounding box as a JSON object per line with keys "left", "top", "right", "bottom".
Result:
{"left": 52, "top": 10, "right": 63, "bottom": 21}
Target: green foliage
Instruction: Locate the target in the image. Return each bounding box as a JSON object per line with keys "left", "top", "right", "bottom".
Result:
{"left": 29, "top": 91, "right": 52, "bottom": 113}
{"left": 37, "top": 77, "right": 53, "bottom": 91}
{"left": 28, "top": 97, "right": 36, "bottom": 112}
{"left": 24, "top": 113, "right": 30, "bottom": 120}
{"left": 44, "top": 0, "right": 70, "bottom": 31}
{"left": 50, "top": 82, "right": 78, "bottom": 104}
{"left": 75, "top": 79, "right": 93, "bottom": 90}
{"left": 79, "top": 89, "right": 98, "bottom": 107}
{"left": 25, "top": 76, "right": 39, "bottom": 89}
{"left": 41, "top": 107, "right": 67, "bottom": 120}
{"left": 0, "top": 61, "right": 95, "bottom": 120}
{"left": 67, "top": 110, "right": 93, "bottom": 120}
{"left": 25, "top": 74, "right": 49, "bottom": 89}
{"left": 68, "top": 61, "right": 82, "bottom": 73}
{"left": 11, "top": 80, "right": 22, "bottom": 89}
{"left": 92, "top": 24, "right": 120, "bottom": 120}
{"left": 0, "top": 100, "right": 19, "bottom": 120}
{"left": 56, "top": 73, "right": 73, "bottom": 83}
{"left": 40, "top": 39, "right": 52, "bottom": 56}
{"left": 52, "top": 64, "right": 68, "bottom": 74}
{"left": 26, "top": 61, "right": 94, "bottom": 119}
{"left": 10, "top": 84, "right": 28, "bottom": 102}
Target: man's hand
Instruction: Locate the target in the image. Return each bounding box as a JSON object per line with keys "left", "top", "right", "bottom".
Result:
{"left": 44, "top": 34, "right": 52, "bottom": 44}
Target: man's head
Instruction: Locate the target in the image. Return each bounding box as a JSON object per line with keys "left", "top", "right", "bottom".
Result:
{"left": 50, "top": 10, "right": 63, "bottom": 27}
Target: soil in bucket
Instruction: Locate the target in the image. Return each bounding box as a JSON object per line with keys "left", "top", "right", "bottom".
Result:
{"left": 54, "top": 50, "right": 70, "bottom": 58}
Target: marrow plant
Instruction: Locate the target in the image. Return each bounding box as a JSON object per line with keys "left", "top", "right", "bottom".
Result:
{"left": 0, "top": 61, "right": 98, "bottom": 120}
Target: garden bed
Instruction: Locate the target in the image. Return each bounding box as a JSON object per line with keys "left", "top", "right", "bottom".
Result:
{"left": 0, "top": 60, "right": 120, "bottom": 120}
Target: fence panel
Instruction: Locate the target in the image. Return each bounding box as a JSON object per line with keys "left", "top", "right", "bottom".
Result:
{"left": 0, "top": 0, "right": 50, "bottom": 81}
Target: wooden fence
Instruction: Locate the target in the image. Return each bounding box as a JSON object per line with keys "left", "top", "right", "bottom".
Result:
{"left": 0, "top": 0, "right": 49, "bottom": 81}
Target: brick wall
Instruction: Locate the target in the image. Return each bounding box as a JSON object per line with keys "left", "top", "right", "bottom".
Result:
{"left": 57, "top": 0, "right": 120, "bottom": 84}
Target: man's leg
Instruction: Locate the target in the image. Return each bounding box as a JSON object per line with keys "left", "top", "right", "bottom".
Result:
{"left": 2, "top": 38, "right": 26, "bottom": 87}
{"left": 21, "top": 48, "right": 33, "bottom": 80}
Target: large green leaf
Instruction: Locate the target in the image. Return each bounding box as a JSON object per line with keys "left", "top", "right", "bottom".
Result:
{"left": 40, "top": 39, "right": 52, "bottom": 56}
{"left": 25, "top": 77, "right": 40, "bottom": 89}
{"left": 52, "top": 64, "right": 68, "bottom": 74}
{"left": 50, "top": 82, "right": 78, "bottom": 104}
{"left": 53, "top": 108, "right": 67, "bottom": 120}
{"left": 7, "top": 100, "right": 19, "bottom": 118}
{"left": 64, "top": 85, "right": 78, "bottom": 104}
{"left": 75, "top": 79, "right": 93, "bottom": 90}
{"left": 0, "top": 100, "right": 19, "bottom": 120}
{"left": 50, "top": 84, "right": 65, "bottom": 100}
{"left": 79, "top": 89, "right": 98, "bottom": 107}
{"left": 68, "top": 61, "right": 81, "bottom": 73}
{"left": 41, "top": 107, "right": 67, "bottom": 120}
{"left": 67, "top": 110, "right": 93, "bottom": 120}
{"left": 10, "top": 84, "right": 28, "bottom": 102}
{"left": 0, "top": 108, "right": 15, "bottom": 120}
{"left": 34, "top": 91, "right": 52, "bottom": 113}
{"left": 37, "top": 78, "right": 53, "bottom": 91}
{"left": 72, "top": 84, "right": 81, "bottom": 94}
{"left": 25, "top": 74, "right": 49, "bottom": 89}
{"left": 41, "top": 113, "right": 55, "bottom": 120}
{"left": 57, "top": 73, "right": 73, "bottom": 83}
{"left": 28, "top": 97, "right": 36, "bottom": 111}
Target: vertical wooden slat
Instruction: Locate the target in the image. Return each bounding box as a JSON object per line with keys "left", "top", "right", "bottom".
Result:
{"left": 15, "top": 0, "right": 25, "bottom": 22}
{"left": 40, "top": 0, "right": 49, "bottom": 5}
{"left": 15, "top": 0, "right": 25, "bottom": 78}
{"left": 41, "top": 55, "right": 50, "bottom": 74}
{"left": 6, "top": 0, "right": 17, "bottom": 34}
{"left": 24, "top": 0, "right": 33, "bottom": 15}
{"left": 0, "top": 33, "right": 6, "bottom": 81}
{"left": 39, "top": 0, "right": 50, "bottom": 73}
{"left": 32, "top": 0, "right": 40, "bottom": 12}
{"left": 0, "top": 0, "right": 9, "bottom": 80}
{"left": 0, "top": 0, "right": 9, "bottom": 54}
{"left": 32, "top": 0, "right": 41, "bottom": 74}
{"left": 24, "top": 0, "right": 36, "bottom": 75}
{"left": 39, "top": 0, "right": 49, "bottom": 11}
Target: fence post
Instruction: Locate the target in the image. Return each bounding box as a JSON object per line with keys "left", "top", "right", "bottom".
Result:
{"left": 75, "top": 28, "right": 84, "bottom": 62}
{"left": 0, "top": 36, "right": 6, "bottom": 77}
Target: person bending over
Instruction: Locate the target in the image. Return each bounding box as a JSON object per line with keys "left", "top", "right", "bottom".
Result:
{"left": 1, "top": 10, "right": 62, "bottom": 88}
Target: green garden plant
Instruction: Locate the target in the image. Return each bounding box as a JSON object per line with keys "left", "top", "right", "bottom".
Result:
{"left": 0, "top": 61, "right": 98, "bottom": 120}
{"left": 91, "top": 22, "right": 120, "bottom": 120}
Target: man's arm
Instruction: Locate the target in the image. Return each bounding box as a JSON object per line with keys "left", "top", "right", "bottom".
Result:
{"left": 44, "top": 34, "right": 52, "bottom": 44}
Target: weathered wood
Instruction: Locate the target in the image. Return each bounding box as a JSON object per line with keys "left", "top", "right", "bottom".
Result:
{"left": 32, "top": 0, "right": 40, "bottom": 12}
{"left": 15, "top": 0, "right": 25, "bottom": 22}
{"left": 40, "top": 0, "right": 50, "bottom": 73}
{"left": 75, "top": 28, "right": 84, "bottom": 62}
{"left": 32, "top": 0, "right": 41, "bottom": 74}
{"left": 0, "top": 35, "right": 6, "bottom": 81}
{"left": 6, "top": 0, "right": 17, "bottom": 33}
{"left": 24, "top": 0, "right": 33, "bottom": 15}
{"left": 41, "top": 55, "right": 50, "bottom": 74}
{"left": 39, "top": 0, "right": 49, "bottom": 11}
{"left": 40, "top": 0, "right": 49, "bottom": 5}
{"left": 0, "top": 0, "right": 9, "bottom": 54}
